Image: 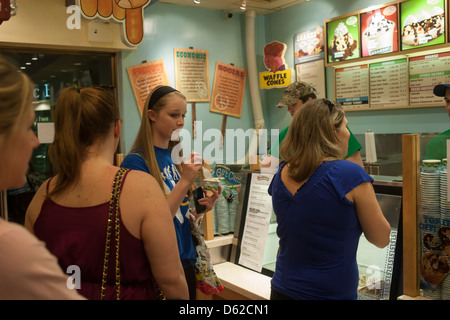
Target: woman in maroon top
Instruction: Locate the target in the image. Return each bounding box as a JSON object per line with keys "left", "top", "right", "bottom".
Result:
{"left": 25, "top": 86, "right": 188, "bottom": 300}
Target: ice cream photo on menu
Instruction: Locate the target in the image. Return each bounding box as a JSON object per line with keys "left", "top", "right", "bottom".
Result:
{"left": 361, "top": 5, "right": 398, "bottom": 57}
{"left": 327, "top": 14, "right": 360, "bottom": 62}
{"left": 400, "top": 0, "right": 445, "bottom": 50}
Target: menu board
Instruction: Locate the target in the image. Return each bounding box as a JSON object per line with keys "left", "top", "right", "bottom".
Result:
{"left": 409, "top": 52, "right": 450, "bottom": 105}
{"left": 335, "top": 65, "right": 369, "bottom": 109}
{"left": 400, "top": 0, "right": 446, "bottom": 51}
{"left": 361, "top": 5, "right": 398, "bottom": 57}
{"left": 369, "top": 59, "right": 409, "bottom": 108}
{"left": 326, "top": 14, "right": 360, "bottom": 63}
{"left": 238, "top": 173, "right": 274, "bottom": 272}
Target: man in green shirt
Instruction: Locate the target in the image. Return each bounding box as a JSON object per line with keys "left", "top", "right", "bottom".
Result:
{"left": 263, "top": 81, "right": 363, "bottom": 168}
{"left": 425, "top": 83, "right": 450, "bottom": 161}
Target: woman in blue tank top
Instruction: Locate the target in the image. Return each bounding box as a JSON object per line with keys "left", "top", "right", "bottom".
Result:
{"left": 268, "top": 99, "right": 391, "bottom": 300}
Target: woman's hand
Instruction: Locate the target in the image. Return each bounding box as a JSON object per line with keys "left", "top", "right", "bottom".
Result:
{"left": 180, "top": 152, "right": 202, "bottom": 185}
{"left": 198, "top": 185, "right": 222, "bottom": 211}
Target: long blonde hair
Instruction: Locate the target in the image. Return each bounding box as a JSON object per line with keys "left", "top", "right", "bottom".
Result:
{"left": 130, "top": 85, "right": 186, "bottom": 192}
{"left": 280, "top": 99, "right": 346, "bottom": 182}
{"left": 0, "top": 56, "right": 34, "bottom": 144}
{"left": 48, "top": 86, "right": 119, "bottom": 197}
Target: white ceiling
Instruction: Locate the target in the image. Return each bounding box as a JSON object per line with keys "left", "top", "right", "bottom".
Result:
{"left": 157, "top": 0, "right": 309, "bottom": 15}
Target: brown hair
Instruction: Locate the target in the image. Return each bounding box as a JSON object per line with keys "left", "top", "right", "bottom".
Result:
{"left": 48, "top": 86, "right": 119, "bottom": 197}
{"left": 130, "top": 85, "right": 186, "bottom": 192}
{"left": 280, "top": 99, "right": 346, "bottom": 182}
{"left": 0, "top": 55, "right": 34, "bottom": 143}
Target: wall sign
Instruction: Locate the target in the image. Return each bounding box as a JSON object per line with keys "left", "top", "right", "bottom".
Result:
{"left": 77, "top": 0, "right": 151, "bottom": 46}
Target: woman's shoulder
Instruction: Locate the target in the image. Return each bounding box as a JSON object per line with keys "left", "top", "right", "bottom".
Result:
{"left": 121, "top": 152, "right": 150, "bottom": 173}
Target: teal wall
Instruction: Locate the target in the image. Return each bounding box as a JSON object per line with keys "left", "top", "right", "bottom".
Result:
{"left": 119, "top": 0, "right": 450, "bottom": 158}
{"left": 119, "top": 3, "right": 264, "bottom": 159}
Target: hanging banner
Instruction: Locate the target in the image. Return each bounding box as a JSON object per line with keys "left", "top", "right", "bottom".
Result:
{"left": 126, "top": 59, "right": 170, "bottom": 115}
{"left": 174, "top": 48, "right": 210, "bottom": 102}
{"left": 210, "top": 62, "right": 246, "bottom": 118}
{"left": 260, "top": 40, "right": 292, "bottom": 89}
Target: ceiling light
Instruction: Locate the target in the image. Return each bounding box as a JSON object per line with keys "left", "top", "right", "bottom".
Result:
{"left": 194, "top": 0, "right": 200, "bottom": 4}
{"left": 240, "top": 0, "right": 246, "bottom": 11}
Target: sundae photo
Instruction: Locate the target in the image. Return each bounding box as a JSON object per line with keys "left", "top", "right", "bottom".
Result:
{"left": 328, "top": 22, "right": 357, "bottom": 62}
{"left": 363, "top": 12, "right": 396, "bottom": 56}
{"left": 402, "top": 6, "right": 445, "bottom": 47}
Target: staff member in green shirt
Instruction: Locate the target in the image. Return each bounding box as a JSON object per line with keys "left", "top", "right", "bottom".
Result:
{"left": 425, "top": 83, "right": 450, "bottom": 161}
{"left": 263, "top": 81, "right": 363, "bottom": 169}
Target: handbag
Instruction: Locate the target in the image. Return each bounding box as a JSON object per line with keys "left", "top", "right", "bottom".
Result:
{"left": 100, "top": 168, "right": 128, "bottom": 300}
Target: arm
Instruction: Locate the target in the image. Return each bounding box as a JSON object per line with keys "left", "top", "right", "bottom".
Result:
{"left": 0, "top": 222, "right": 85, "bottom": 299}
{"left": 346, "top": 181, "right": 391, "bottom": 248}
{"left": 166, "top": 152, "right": 202, "bottom": 218}
{"left": 125, "top": 172, "right": 189, "bottom": 299}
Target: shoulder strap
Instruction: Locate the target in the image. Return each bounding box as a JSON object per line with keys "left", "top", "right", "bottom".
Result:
{"left": 100, "top": 167, "right": 129, "bottom": 300}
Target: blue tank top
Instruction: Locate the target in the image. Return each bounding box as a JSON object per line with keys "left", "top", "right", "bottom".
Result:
{"left": 268, "top": 160, "right": 373, "bottom": 299}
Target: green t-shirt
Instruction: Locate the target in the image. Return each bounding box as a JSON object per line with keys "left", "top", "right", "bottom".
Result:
{"left": 268, "top": 125, "right": 362, "bottom": 159}
{"left": 425, "top": 129, "right": 450, "bottom": 161}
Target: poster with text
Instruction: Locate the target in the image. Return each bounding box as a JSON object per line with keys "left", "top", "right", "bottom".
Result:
{"left": 174, "top": 48, "right": 210, "bottom": 102}
{"left": 294, "top": 26, "right": 325, "bottom": 64}
{"left": 296, "top": 60, "right": 326, "bottom": 99}
{"left": 361, "top": 5, "right": 398, "bottom": 57}
{"left": 400, "top": 0, "right": 445, "bottom": 50}
{"left": 326, "top": 14, "right": 360, "bottom": 63}
{"left": 238, "top": 173, "right": 274, "bottom": 272}
{"left": 210, "top": 62, "right": 246, "bottom": 118}
{"left": 126, "top": 59, "right": 170, "bottom": 115}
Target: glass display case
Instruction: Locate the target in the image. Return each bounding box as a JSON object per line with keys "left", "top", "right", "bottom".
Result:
{"left": 232, "top": 171, "right": 403, "bottom": 300}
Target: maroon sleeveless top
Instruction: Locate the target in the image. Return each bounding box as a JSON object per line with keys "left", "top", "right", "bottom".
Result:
{"left": 34, "top": 171, "right": 158, "bottom": 300}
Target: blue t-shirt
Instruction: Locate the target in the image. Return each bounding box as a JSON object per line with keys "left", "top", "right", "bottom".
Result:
{"left": 268, "top": 160, "right": 373, "bottom": 300}
{"left": 120, "top": 147, "right": 196, "bottom": 266}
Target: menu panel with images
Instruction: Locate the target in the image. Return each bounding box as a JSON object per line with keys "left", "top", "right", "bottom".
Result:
{"left": 361, "top": 5, "right": 398, "bottom": 57}
{"left": 326, "top": 14, "right": 360, "bottom": 63}
{"left": 369, "top": 59, "right": 409, "bottom": 108}
{"left": 409, "top": 52, "right": 450, "bottom": 105}
{"left": 335, "top": 65, "right": 369, "bottom": 109}
{"left": 294, "top": 26, "right": 325, "bottom": 64}
{"left": 400, "top": 0, "right": 445, "bottom": 51}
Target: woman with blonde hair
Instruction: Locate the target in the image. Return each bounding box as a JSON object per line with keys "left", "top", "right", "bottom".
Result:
{"left": 0, "top": 56, "right": 83, "bottom": 299}
{"left": 269, "top": 99, "right": 391, "bottom": 300}
{"left": 26, "top": 86, "right": 188, "bottom": 300}
{"left": 121, "top": 85, "right": 220, "bottom": 299}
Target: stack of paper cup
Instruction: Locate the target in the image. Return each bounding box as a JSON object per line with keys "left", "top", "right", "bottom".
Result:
{"left": 365, "top": 130, "right": 377, "bottom": 163}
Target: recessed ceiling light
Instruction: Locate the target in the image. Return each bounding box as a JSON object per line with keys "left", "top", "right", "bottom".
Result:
{"left": 26, "top": 62, "right": 31, "bottom": 65}
{"left": 20, "top": 66, "right": 26, "bottom": 70}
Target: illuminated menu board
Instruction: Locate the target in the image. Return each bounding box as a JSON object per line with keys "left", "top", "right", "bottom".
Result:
{"left": 369, "top": 59, "right": 409, "bottom": 108}
{"left": 335, "top": 65, "right": 369, "bottom": 109}
{"left": 326, "top": 14, "right": 360, "bottom": 63}
{"left": 409, "top": 52, "right": 450, "bottom": 105}
{"left": 361, "top": 5, "right": 398, "bottom": 57}
{"left": 400, "top": 0, "right": 446, "bottom": 51}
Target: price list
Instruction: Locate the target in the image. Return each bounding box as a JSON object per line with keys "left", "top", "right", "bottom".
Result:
{"left": 409, "top": 52, "right": 450, "bottom": 105}
{"left": 369, "top": 59, "right": 408, "bottom": 108}
{"left": 335, "top": 65, "right": 369, "bottom": 109}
